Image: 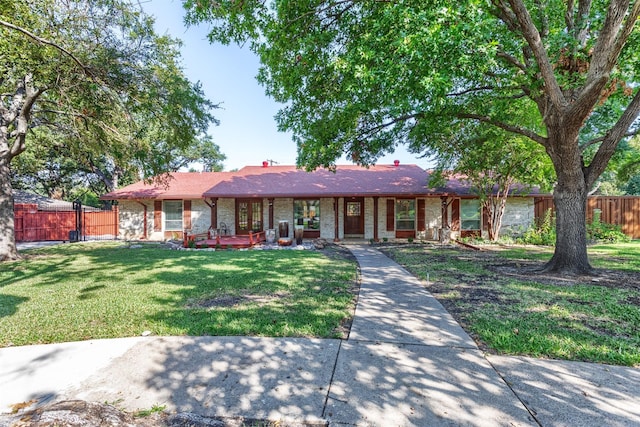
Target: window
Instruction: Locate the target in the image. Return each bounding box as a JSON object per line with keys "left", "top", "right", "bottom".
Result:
{"left": 346, "top": 202, "right": 360, "bottom": 217}
{"left": 396, "top": 199, "right": 415, "bottom": 230}
{"left": 294, "top": 200, "right": 320, "bottom": 230}
{"left": 237, "top": 199, "right": 262, "bottom": 233}
{"left": 461, "top": 199, "right": 481, "bottom": 230}
{"left": 164, "top": 200, "right": 183, "bottom": 231}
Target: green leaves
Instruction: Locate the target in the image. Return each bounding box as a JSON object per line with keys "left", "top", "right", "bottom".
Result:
{"left": 2, "top": 0, "right": 223, "bottom": 194}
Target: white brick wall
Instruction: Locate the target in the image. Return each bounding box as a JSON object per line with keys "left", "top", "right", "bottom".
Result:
{"left": 320, "top": 198, "right": 336, "bottom": 239}
{"left": 377, "top": 197, "right": 393, "bottom": 240}
{"left": 115, "top": 195, "right": 532, "bottom": 242}
{"left": 217, "top": 198, "right": 235, "bottom": 235}
{"left": 190, "top": 200, "right": 211, "bottom": 234}
{"left": 273, "top": 198, "right": 294, "bottom": 238}
{"left": 423, "top": 198, "right": 442, "bottom": 240}
{"left": 364, "top": 197, "right": 374, "bottom": 239}
{"left": 501, "top": 197, "right": 535, "bottom": 236}
{"left": 118, "top": 200, "right": 148, "bottom": 240}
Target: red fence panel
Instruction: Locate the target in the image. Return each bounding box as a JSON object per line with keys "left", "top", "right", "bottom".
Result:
{"left": 83, "top": 208, "right": 118, "bottom": 239}
{"left": 14, "top": 203, "right": 119, "bottom": 242}
{"left": 534, "top": 196, "right": 640, "bottom": 239}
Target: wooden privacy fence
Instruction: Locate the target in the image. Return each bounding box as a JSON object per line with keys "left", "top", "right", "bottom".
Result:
{"left": 15, "top": 203, "right": 119, "bottom": 242}
{"left": 534, "top": 196, "right": 640, "bottom": 239}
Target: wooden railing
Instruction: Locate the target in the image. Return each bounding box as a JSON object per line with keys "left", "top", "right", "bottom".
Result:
{"left": 183, "top": 228, "right": 267, "bottom": 248}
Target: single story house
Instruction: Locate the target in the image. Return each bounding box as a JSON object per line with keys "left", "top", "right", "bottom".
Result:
{"left": 101, "top": 163, "right": 542, "bottom": 242}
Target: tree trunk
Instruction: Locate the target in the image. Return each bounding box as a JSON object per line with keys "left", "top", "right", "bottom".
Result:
{"left": 0, "top": 156, "right": 19, "bottom": 261}
{"left": 544, "top": 185, "right": 591, "bottom": 274}
{"left": 485, "top": 193, "right": 508, "bottom": 242}
{"left": 543, "top": 127, "right": 592, "bottom": 274}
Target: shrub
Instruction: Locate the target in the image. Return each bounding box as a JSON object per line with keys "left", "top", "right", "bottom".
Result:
{"left": 518, "top": 208, "right": 630, "bottom": 245}
{"left": 407, "top": 237, "right": 414, "bottom": 243}
{"left": 518, "top": 209, "right": 556, "bottom": 245}
{"left": 587, "top": 210, "right": 630, "bottom": 243}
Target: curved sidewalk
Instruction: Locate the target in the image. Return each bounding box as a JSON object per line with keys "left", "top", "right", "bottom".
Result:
{"left": 1, "top": 244, "right": 639, "bottom": 426}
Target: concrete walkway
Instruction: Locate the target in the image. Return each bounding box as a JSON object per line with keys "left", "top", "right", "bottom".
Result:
{"left": 1, "top": 244, "right": 639, "bottom": 426}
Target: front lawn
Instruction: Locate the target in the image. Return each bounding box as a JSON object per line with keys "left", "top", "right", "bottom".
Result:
{"left": 380, "top": 241, "right": 640, "bottom": 366}
{"left": 0, "top": 242, "right": 358, "bottom": 347}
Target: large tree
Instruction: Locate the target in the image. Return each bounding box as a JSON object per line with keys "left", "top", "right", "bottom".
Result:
{"left": 186, "top": 0, "right": 640, "bottom": 274}
{"left": 1, "top": 0, "right": 220, "bottom": 260}
{"left": 430, "top": 125, "right": 554, "bottom": 241}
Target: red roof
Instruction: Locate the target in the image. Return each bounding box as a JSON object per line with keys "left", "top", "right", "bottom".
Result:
{"left": 100, "top": 172, "right": 233, "bottom": 200}
{"left": 203, "top": 164, "right": 430, "bottom": 198}
{"left": 100, "top": 164, "right": 544, "bottom": 200}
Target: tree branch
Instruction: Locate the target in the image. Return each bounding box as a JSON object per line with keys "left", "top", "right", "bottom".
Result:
{"left": 506, "top": 0, "right": 567, "bottom": 110}
{"left": 580, "top": 130, "right": 639, "bottom": 151}
{"left": 286, "top": 0, "right": 354, "bottom": 27}
{"left": 356, "top": 112, "right": 422, "bottom": 140}
{"left": 585, "top": 89, "right": 640, "bottom": 188}
{"left": 496, "top": 50, "right": 527, "bottom": 72}
{"left": 0, "top": 19, "right": 92, "bottom": 76}
{"left": 456, "top": 112, "right": 548, "bottom": 146}
{"left": 588, "top": 0, "right": 637, "bottom": 80}
{"left": 8, "top": 75, "right": 45, "bottom": 159}
{"left": 446, "top": 86, "right": 496, "bottom": 97}
{"left": 610, "top": 0, "right": 640, "bottom": 69}
{"left": 572, "top": 1, "right": 639, "bottom": 121}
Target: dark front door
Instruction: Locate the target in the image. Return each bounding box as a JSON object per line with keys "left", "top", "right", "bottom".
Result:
{"left": 236, "top": 199, "right": 263, "bottom": 235}
{"left": 344, "top": 197, "right": 365, "bottom": 236}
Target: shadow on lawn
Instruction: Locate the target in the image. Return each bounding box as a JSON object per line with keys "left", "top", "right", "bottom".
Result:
{"left": 0, "top": 294, "right": 29, "bottom": 318}
{"left": 145, "top": 250, "right": 355, "bottom": 338}
{"left": 0, "top": 252, "right": 76, "bottom": 289}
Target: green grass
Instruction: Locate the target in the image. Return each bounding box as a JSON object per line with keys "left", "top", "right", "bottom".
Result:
{"left": 0, "top": 242, "right": 357, "bottom": 346}
{"left": 381, "top": 241, "right": 640, "bottom": 366}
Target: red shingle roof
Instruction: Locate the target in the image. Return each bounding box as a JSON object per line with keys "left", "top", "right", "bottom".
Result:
{"left": 100, "top": 164, "right": 545, "bottom": 200}
{"left": 203, "top": 164, "right": 430, "bottom": 198}
{"left": 100, "top": 172, "right": 233, "bottom": 200}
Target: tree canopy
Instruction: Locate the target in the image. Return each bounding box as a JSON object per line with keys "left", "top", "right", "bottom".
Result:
{"left": 0, "top": 0, "right": 223, "bottom": 260}
{"left": 186, "top": 0, "right": 640, "bottom": 274}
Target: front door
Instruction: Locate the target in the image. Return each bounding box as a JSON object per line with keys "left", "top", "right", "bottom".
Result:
{"left": 236, "top": 199, "right": 263, "bottom": 235}
{"left": 344, "top": 197, "right": 364, "bottom": 236}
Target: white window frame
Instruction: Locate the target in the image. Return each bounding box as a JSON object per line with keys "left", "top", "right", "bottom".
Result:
{"left": 460, "top": 199, "right": 481, "bottom": 230}
{"left": 164, "top": 200, "right": 183, "bottom": 231}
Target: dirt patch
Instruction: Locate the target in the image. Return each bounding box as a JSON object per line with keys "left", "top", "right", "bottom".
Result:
{"left": 1, "top": 400, "right": 325, "bottom": 426}
{"left": 190, "top": 293, "right": 291, "bottom": 309}
{"left": 486, "top": 261, "right": 640, "bottom": 290}
{"left": 320, "top": 243, "right": 358, "bottom": 263}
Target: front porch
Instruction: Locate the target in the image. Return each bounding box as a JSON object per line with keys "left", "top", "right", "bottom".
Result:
{"left": 184, "top": 229, "right": 266, "bottom": 249}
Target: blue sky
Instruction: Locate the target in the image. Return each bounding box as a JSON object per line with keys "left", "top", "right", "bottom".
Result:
{"left": 143, "top": 0, "right": 432, "bottom": 171}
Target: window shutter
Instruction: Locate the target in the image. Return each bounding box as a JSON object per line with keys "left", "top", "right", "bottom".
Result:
{"left": 417, "top": 199, "right": 426, "bottom": 231}
{"left": 183, "top": 200, "right": 192, "bottom": 230}
{"left": 483, "top": 205, "right": 489, "bottom": 231}
{"left": 451, "top": 199, "right": 460, "bottom": 231}
{"left": 154, "top": 200, "right": 162, "bottom": 232}
{"left": 386, "top": 199, "right": 395, "bottom": 231}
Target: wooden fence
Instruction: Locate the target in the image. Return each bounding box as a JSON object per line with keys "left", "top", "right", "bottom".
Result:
{"left": 534, "top": 196, "right": 640, "bottom": 239}
{"left": 14, "top": 203, "right": 119, "bottom": 242}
